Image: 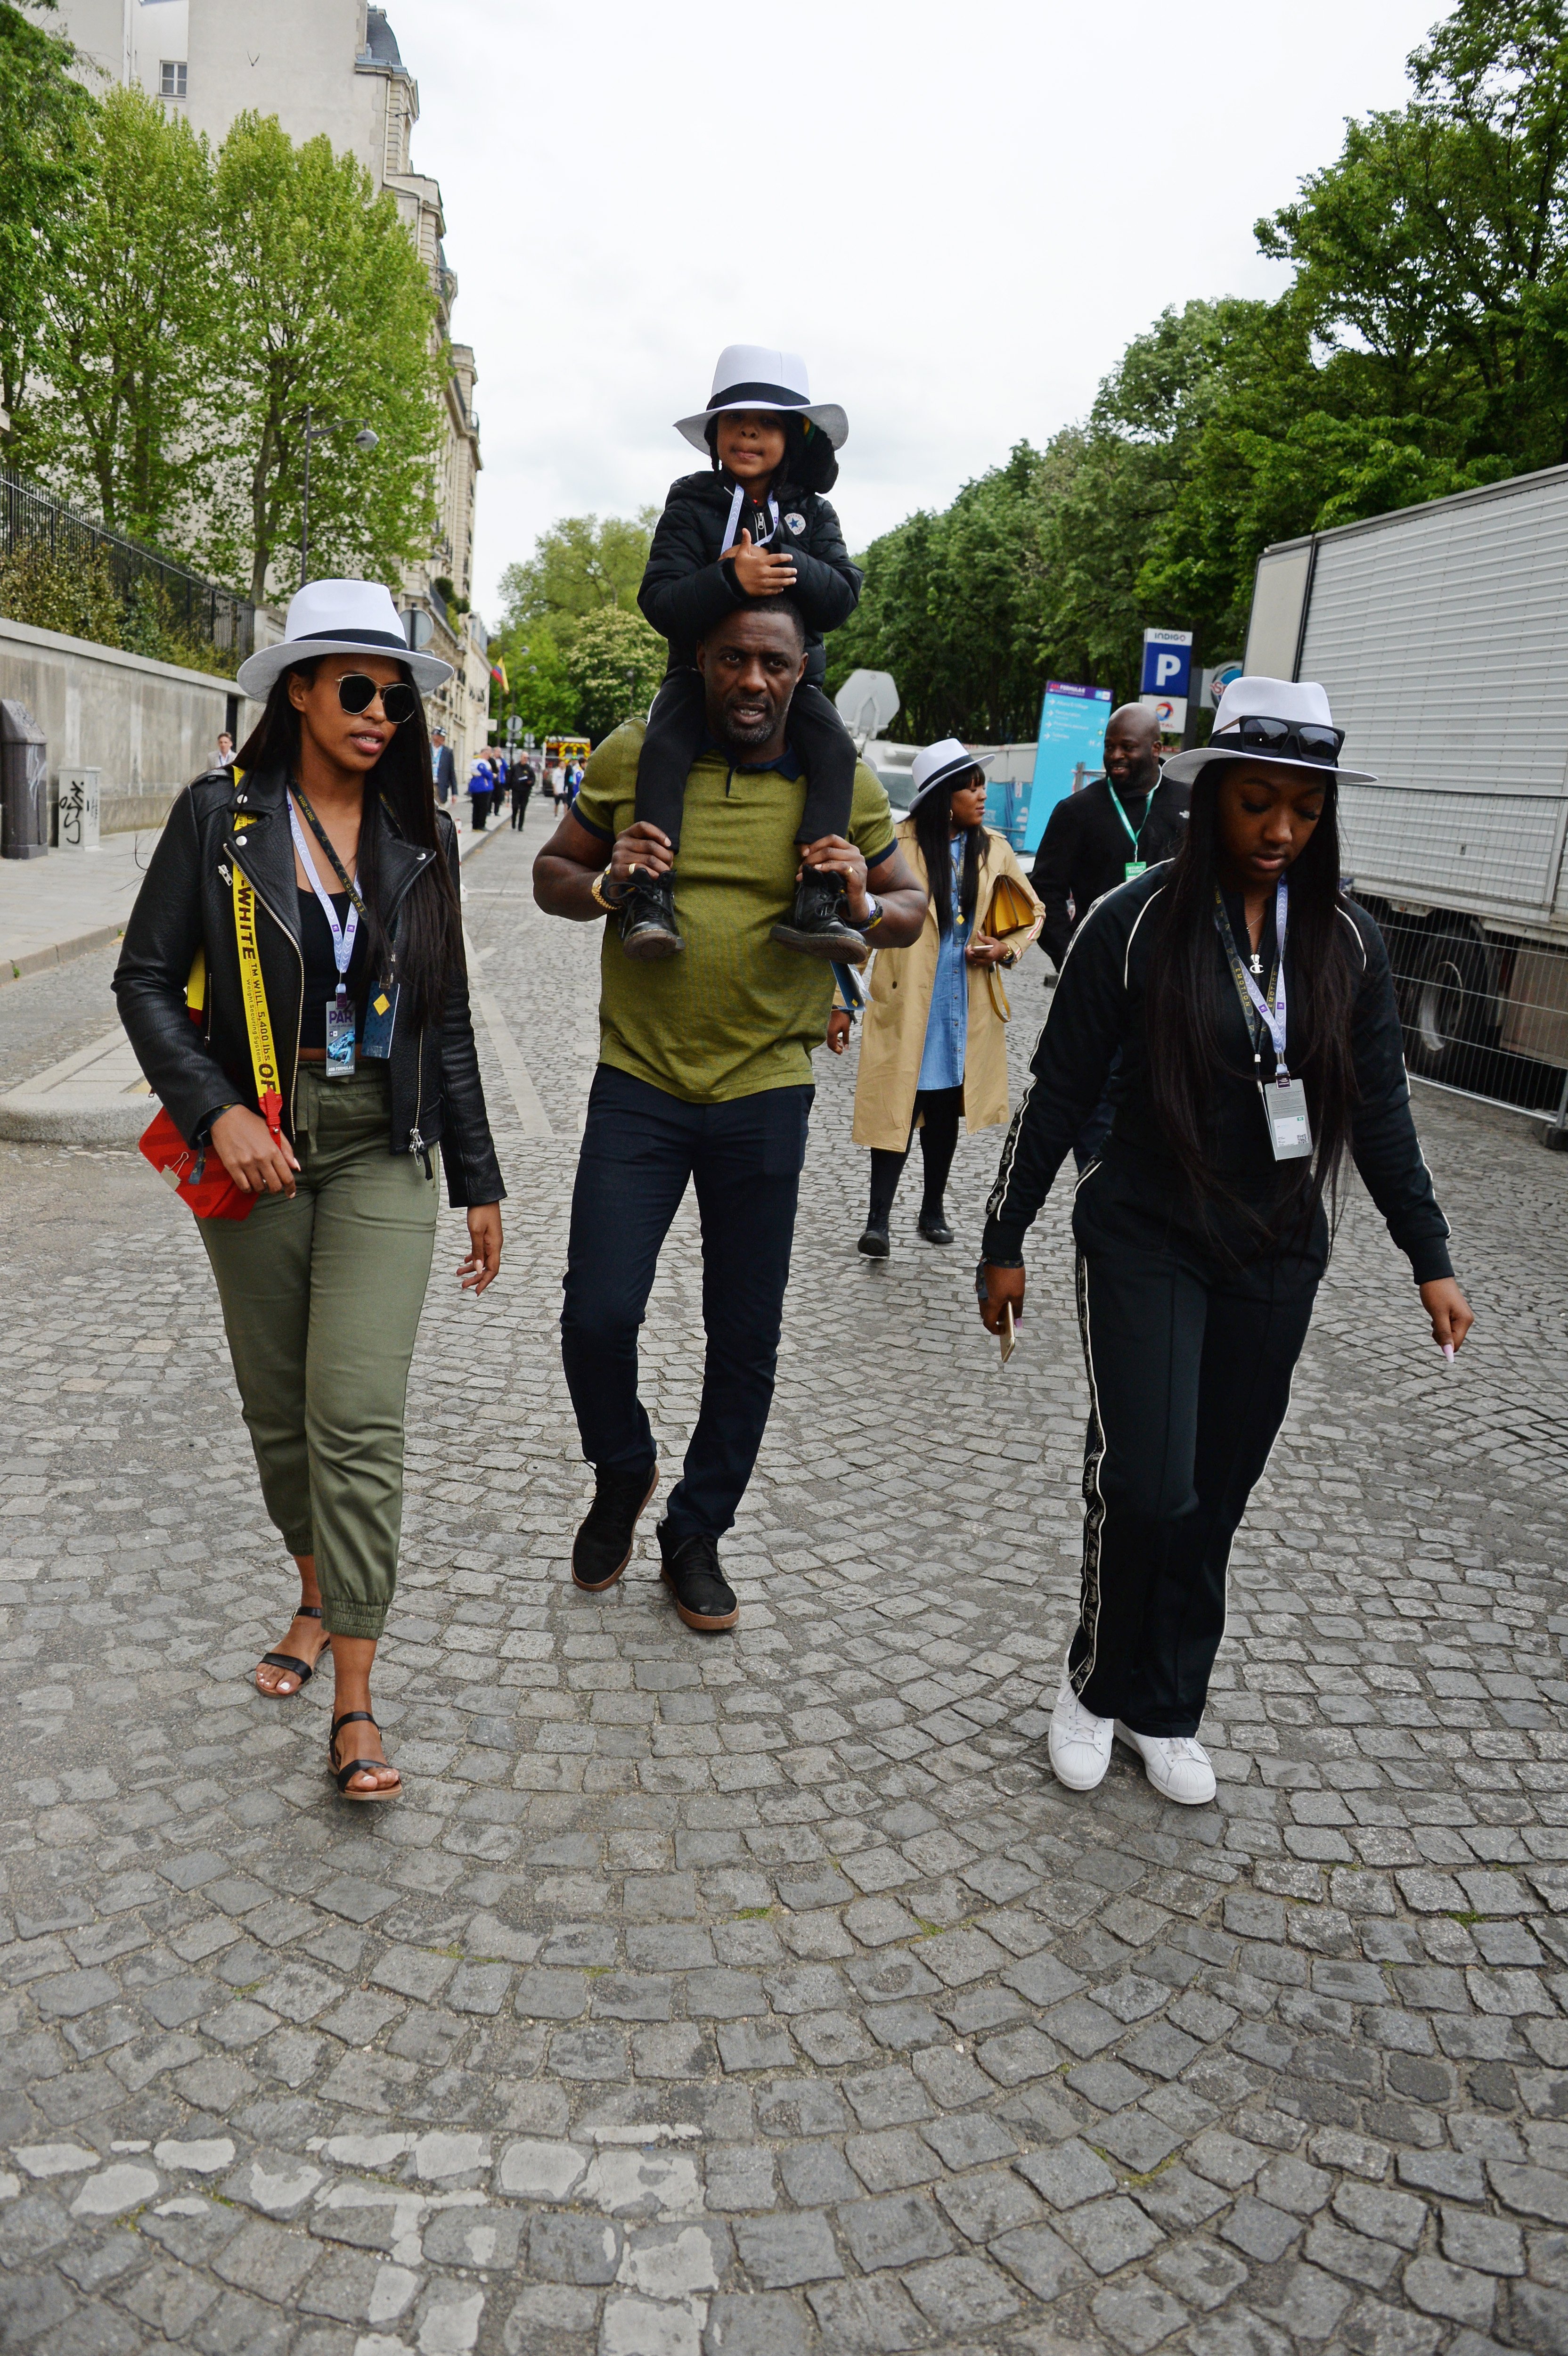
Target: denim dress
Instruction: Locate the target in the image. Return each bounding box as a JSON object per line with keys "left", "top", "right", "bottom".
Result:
{"left": 915, "top": 841, "right": 969, "bottom": 1092}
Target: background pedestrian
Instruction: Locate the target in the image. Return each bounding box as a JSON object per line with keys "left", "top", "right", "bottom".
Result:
{"left": 852, "top": 739, "right": 1041, "bottom": 1255}
{"left": 432, "top": 726, "right": 457, "bottom": 805}
{"left": 467, "top": 753, "right": 494, "bottom": 830}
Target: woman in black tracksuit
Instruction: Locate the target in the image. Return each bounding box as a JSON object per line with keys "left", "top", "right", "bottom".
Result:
{"left": 978, "top": 681, "right": 1472, "bottom": 1808}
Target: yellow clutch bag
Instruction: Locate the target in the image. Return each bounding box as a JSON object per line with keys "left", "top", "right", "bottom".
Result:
{"left": 986, "top": 873, "right": 1037, "bottom": 938}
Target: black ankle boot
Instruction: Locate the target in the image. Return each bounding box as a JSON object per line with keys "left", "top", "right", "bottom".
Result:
{"left": 858, "top": 1216, "right": 890, "bottom": 1258}
{"left": 621, "top": 874, "right": 683, "bottom": 960}
{"left": 917, "top": 1207, "right": 954, "bottom": 1245}
{"left": 771, "top": 870, "right": 867, "bottom": 962}
{"left": 572, "top": 1462, "right": 658, "bottom": 1590}
{"left": 657, "top": 1522, "right": 739, "bottom": 1630}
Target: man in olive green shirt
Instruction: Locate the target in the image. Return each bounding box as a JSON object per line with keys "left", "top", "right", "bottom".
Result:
{"left": 534, "top": 599, "right": 926, "bottom": 1632}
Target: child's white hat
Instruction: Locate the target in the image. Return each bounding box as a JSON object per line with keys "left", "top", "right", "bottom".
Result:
{"left": 676, "top": 345, "right": 848, "bottom": 453}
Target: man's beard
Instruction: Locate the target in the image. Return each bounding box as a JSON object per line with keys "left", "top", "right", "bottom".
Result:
{"left": 719, "top": 702, "right": 775, "bottom": 752}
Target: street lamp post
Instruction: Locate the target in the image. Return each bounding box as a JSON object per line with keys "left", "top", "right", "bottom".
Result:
{"left": 299, "top": 406, "right": 381, "bottom": 587}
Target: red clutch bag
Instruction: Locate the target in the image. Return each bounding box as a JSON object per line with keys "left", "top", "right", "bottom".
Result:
{"left": 139, "top": 1105, "right": 254, "bottom": 1221}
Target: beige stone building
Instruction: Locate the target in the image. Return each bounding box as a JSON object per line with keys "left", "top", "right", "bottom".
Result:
{"left": 57, "top": 0, "right": 488, "bottom": 762}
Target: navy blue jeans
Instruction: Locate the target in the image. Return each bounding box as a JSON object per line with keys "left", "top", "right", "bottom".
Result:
{"left": 560, "top": 1067, "right": 813, "bottom": 1541}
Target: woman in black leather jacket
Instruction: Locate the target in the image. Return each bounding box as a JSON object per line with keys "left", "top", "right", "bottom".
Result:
{"left": 115, "top": 579, "right": 505, "bottom": 1801}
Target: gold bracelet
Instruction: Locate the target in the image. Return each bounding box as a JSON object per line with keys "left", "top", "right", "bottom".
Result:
{"left": 589, "top": 871, "right": 623, "bottom": 916}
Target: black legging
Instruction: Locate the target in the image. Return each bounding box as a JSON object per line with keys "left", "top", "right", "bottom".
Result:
{"left": 867, "top": 1086, "right": 964, "bottom": 1225}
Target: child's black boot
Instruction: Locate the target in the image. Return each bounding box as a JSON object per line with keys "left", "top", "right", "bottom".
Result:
{"left": 621, "top": 873, "right": 683, "bottom": 960}
{"left": 772, "top": 870, "right": 868, "bottom": 963}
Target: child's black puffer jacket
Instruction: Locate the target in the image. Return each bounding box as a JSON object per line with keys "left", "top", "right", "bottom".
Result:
{"left": 638, "top": 471, "right": 862, "bottom": 687}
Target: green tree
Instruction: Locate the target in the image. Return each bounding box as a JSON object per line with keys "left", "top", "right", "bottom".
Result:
{"left": 0, "top": 0, "right": 96, "bottom": 427}
{"left": 487, "top": 615, "right": 577, "bottom": 738}
{"left": 499, "top": 509, "right": 657, "bottom": 635}
{"left": 208, "top": 113, "right": 444, "bottom": 604}
{"left": 564, "top": 605, "right": 667, "bottom": 743}
{"left": 29, "top": 84, "right": 219, "bottom": 546}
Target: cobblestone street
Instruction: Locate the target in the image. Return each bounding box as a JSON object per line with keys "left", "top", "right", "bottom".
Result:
{"left": 2, "top": 810, "right": 1567, "bottom": 2356}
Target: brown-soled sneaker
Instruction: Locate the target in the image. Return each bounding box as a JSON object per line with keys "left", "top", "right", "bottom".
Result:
{"left": 572, "top": 1462, "right": 658, "bottom": 1591}
{"left": 656, "top": 1521, "right": 739, "bottom": 1630}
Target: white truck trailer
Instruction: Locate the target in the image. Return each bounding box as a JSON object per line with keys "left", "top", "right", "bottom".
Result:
{"left": 1244, "top": 465, "right": 1568, "bottom": 1134}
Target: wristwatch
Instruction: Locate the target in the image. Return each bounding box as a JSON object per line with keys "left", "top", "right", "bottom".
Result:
{"left": 589, "top": 870, "right": 627, "bottom": 915}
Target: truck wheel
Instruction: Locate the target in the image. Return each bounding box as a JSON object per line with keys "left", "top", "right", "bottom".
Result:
{"left": 1403, "top": 930, "right": 1494, "bottom": 1080}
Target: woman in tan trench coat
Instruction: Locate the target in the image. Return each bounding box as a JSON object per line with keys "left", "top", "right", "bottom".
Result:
{"left": 850, "top": 738, "right": 1042, "bottom": 1255}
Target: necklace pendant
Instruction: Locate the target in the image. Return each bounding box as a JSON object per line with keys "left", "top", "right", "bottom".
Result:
{"left": 1250, "top": 953, "right": 1263, "bottom": 976}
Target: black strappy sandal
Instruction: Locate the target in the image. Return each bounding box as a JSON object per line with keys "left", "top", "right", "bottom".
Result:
{"left": 257, "top": 1604, "right": 325, "bottom": 1695}
{"left": 329, "top": 1711, "right": 401, "bottom": 1803}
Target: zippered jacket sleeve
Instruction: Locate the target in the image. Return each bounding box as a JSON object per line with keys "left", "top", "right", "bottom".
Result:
{"left": 1027, "top": 795, "right": 1079, "bottom": 972}
{"left": 787, "top": 496, "right": 862, "bottom": 634}
{"left": 981, "top": 890, "right": 1134, "bottom": 1261}
{"left": 1343, "top": 906, "right": 1453, "bottom": 1284}
{"left": 434, "top": 819, "right": 506, "bottom": 1208}
{"left": 638, "top": 493, "right": 744, "bottom": 648}
{"left": 113, "top": 788, "right": 238, "bottom": 1148}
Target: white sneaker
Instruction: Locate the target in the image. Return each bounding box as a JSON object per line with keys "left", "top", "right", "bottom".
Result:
{"left": 1049, "top": 1677, "right": 1114, "bottom": 1792}
{"left": 1116, "top": 1723, "right": 1217, "bottom": 1806}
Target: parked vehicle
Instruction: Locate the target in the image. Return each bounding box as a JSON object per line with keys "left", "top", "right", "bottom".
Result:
{"left": 1244, "top": 465, "right": 1568, "bottom": 1129}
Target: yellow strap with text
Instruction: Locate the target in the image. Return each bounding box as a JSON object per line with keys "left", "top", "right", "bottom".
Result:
{"left": 227, "top": 767, "right": 284, "bottom": 1137}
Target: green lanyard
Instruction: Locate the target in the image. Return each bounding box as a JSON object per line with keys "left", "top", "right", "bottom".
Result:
{"left": 1107, "top": 782, "right": 1150, "bottom": 878}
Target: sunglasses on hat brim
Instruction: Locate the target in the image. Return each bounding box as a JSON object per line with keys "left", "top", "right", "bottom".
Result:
{"left": 1211, "top": 716, "right": 1344, "bottom": 764}
{"left": 337, "top": 671, "right": 419, "bottom": 726}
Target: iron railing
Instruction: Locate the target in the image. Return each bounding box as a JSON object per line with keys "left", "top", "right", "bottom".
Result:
{"left": 0, "top": 470, "right": 254, "bottom": 664}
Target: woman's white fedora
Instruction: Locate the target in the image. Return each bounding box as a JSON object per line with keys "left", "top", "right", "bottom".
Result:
{"left": 675, "top": 344, "right": 849, "bottom": 453}
{"left": 1162, "top": 676, "right": 1376, "bottom": 787}
{"left": 908, "top": 736, "right": 993, "bottom": 809}
{"left": 236, "top": 579, "right": 453, "bottom": 701}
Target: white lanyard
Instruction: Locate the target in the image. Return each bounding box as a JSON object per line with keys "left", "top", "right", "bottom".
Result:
{"left": 1226, "top": 877, "right": 1290, "bottom": 1073}
{"left": 720, "top": 483, "right": 781, "bottom": 554}
{"left": 289, "top": 800, "right": 359, "bottom": 993}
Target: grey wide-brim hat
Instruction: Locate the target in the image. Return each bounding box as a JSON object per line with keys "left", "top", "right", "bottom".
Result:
{"left": 675, "top": 343, "right": 848, "bottom": 454}
{"left": 1162, "top": 675, "right": 1375, "bottom": 788}
{"left": 908, "top": 737, "right": 994, "bottom": 808}
{"left": 236, "top": 578, "right": 452, "bottom": 701}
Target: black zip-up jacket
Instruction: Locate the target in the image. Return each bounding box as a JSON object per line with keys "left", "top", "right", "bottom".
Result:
{"left": 1029, "top": 772, "right": 1190, "bottom": 972}
{"left": 113, "top": 764, "right": 505, "bottom": 1207}
{"left": 982, "top": 863, "right": 1453, "bottom": 1284}
{"left": 638, "top": 470, "right": 862, "bottom": 687}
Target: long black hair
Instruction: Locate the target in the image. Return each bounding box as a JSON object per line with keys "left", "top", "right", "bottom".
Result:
{"left": 912, "top": 771, "right": 986, "bottom": 937}
{"left": 1142, "top": 763, "right": 1358, "bottom": 1248}
{"left": 235, "top": 660, "right": 463, "bottom": 1028}
{"left": 704, "top": 412, "right": 839, "bottom": 495}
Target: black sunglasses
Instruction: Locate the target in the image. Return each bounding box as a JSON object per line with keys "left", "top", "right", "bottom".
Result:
{"left": 337, "top": 672, "right": 419, "bottom": 726}
{"left": 1212, "top": 715, "right": 1344, "bottom": 765}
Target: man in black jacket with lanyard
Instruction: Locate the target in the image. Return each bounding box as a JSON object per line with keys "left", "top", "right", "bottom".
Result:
{"left": 1030, "top": 704, "right": 1189, "bottom": 973}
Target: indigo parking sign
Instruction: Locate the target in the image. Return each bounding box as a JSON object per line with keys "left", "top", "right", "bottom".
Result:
{"left": 1140, "top": 628, "right": 1193, "bottom": 698}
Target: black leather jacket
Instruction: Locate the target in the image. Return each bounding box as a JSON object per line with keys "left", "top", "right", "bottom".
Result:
{"left": 114, "top": 764, "right": 505, "bottom": 1207}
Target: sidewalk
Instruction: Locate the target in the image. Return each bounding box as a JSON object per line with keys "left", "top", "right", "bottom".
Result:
{"left": 0, "top": 806, "right": 509, "bottom": 1139}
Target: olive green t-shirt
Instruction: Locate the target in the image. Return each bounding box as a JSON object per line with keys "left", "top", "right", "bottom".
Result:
{"left": 573, "top": 721, "right": 897, "bottom": 1104}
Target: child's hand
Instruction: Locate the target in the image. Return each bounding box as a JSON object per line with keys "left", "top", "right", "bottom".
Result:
{"left": 721, "top": 529, "right": 798, "bottom": 597}
{"left": 825, "top": 1009, "right": 852, "bottom": 1055}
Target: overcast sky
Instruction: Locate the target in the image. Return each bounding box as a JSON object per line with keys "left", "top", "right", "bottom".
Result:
{"left": 388, "top": 0, "right": 1443, "bottom": 625}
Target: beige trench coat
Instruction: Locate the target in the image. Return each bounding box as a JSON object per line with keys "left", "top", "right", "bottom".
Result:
{"left": 851, "top": 820, "right": 1044, "bottom": 1152}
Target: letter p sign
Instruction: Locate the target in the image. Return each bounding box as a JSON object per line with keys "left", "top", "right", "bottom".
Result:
{"left": 1140, "top": 628, "right": 1193, "bottom": 700}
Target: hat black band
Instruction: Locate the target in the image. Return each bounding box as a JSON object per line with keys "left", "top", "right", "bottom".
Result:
{"left": 296, "top": 627, "right": 414, "bottom": 655}
{"left": 709, "top": 380, "right": 808, "bottom": 411}
{"left": 914, "top": 753, "right": 982, "bottom": 800}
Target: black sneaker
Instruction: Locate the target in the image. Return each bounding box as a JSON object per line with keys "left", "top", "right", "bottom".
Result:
{"left": 771, "top": 870, "right": 868, "bottom": 963}
{"left": 572, "top": 1462, "right": 658, "bottom": 1591}
{"left": 621, "top": 874, "right": 683, "bottom": 961}
{"left": 657, "top": 1522, "right": 739, "bottom": 1630}
{"left": 858, "top": 1218, "right": 890, "bottom": 1258}
{"left": 917, "top": 1210, "right": 954, "bottom": 1245}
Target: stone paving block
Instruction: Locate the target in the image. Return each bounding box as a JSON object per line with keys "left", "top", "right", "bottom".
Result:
{"left": 902, "top": 2250, "right": 1020, "bottom": 2331}
{"left": 838, "top": 2191, "right": 952, "bottom": 2273}
{"left": 806, "top": 2275, "right": 927, "bottom": 2353}
{"left": 1055, "top": 2195, "right": 1166, "bottom": 2274}
{"left": 1089, "top": 2274, "right": 1192, "bottom": 2355}
{"left": 1219, "top": 2196, "right": 1301, "bottom": 2264}
{"left": 1147, "top": 2238, "right": 1250, "bottom": 2313}
{"left": 702, "top": 2291, "right": 813, "bottom": 2356}
{"left": 988, "top": 2220, "right": 1093, "bottom": 2301}
{"left": 1404, "top": 2255, "right": 1499, "bottom": 2331}
{"left": 734, "top": 2210, "right": 843, "bottom": 2289}
{"left": 1017, "top": 2138, "right": 1117, "bottom": 2210}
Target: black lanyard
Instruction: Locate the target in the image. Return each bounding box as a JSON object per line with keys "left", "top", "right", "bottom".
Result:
{"left": 291, "top": 781, "right": 370, "bottom": 925}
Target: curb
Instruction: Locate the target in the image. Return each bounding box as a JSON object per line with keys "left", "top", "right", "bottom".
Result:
{"left": 0, "top": 1092, "right": 151, "bottom": 1147}
{"left": 2, "top": 921, "right": 126, "bottom": 990}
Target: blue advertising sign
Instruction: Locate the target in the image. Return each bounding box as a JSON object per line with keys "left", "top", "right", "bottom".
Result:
{"left": 1004, "top": 681, "right": 1112, "bottom": 855}
{"left": 1140, "top": 628, "right": 1193, "bottom": 699}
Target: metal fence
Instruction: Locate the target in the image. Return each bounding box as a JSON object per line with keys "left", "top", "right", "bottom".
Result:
{"left": 0, "top": 470, "right": 254, "bottom": 664}
{"left": 1365, "top": 900, "right": 1568, "bottom": 1130}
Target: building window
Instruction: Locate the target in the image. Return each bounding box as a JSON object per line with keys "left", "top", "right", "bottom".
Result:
{"left": 159, "top": 59, "right": 187, "bottom": 98}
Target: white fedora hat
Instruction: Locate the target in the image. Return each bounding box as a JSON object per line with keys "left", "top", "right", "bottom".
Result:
{"left": 675, "top": 344, "right": 849, "bottom": 453}
{"left": 1162, "top": 675, "right": 1375, "bottom": 787}
{"left": 236, "top": 578, "right": 453, "bottom": 701}
{"left": 908, "top": 736, "right": 994, "bottom": 808}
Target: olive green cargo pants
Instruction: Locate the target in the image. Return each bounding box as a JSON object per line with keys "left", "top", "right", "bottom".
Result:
{"left": 199, "top": 1066, "right": 440, "bottom": 1638}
